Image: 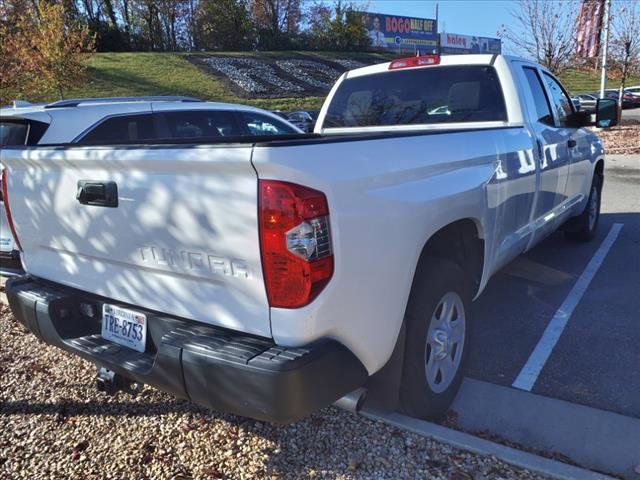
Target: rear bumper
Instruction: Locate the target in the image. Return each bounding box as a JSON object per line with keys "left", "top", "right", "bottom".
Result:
{"left": 5, "top": 276, "right": 367, "bottom": 423}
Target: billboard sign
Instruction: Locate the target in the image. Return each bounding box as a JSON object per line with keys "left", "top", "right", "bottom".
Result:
{"left": 364, "top": 12, "right": 438, "bottom": 53}
{"left": 439, "top": 33, "right": 501, "bottom": 54}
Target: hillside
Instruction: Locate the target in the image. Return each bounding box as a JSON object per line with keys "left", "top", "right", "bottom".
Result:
{"left": 560, "top": 68, "right": 640, "bottom": 94}
{"left": 63, "top": 51, "right": 392, "bottom": 111}
{"left": 9, "top": 51, "right": 640, "bottom": 110}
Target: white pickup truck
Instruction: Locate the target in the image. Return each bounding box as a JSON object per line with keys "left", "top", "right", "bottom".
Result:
{"left": 2, "top": 54, "right": 617, "bottom": 423}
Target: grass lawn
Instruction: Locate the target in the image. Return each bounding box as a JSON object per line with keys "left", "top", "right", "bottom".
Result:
{"left": 560, "top": 68, "right": 640, "bottom": 94}
{"left": 12, "top": 51, "right": 394, "bottom": 111}
{"left": 6, "top": 51, "right": 640, "bottom": 110}
{"left": 70, "top": 52, "right": 328, "bottom": 111}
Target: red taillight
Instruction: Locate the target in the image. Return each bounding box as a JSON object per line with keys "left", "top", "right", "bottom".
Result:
{"left": 389, "top": 55, "right": 440, "bottom": 70}
{"left": 259, "top": 180, "right": 333, "bottom": 308}
{"left": 1, "top": 169, "right": 23, "bottom": 252}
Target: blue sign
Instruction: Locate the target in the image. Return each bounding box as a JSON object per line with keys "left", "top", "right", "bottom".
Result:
{"left": 364, "top": 12, "right": 438, "bottom": 53}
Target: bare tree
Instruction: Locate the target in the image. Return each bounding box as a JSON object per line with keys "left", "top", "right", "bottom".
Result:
{"left": 610, "top": 0, "right": 640, "bottom": 110}
{"left": 500, "top": 0, "right": 579, "bottom": 74}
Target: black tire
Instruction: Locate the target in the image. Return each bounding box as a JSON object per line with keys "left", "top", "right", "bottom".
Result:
{"left": 564, "top": 173, "right": 602, "bottom": 242}
{"left": 399, "top": 257, "right": 471, "bottom": 420}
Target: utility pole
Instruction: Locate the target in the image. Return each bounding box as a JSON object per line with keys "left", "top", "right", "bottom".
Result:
{"left": 599, "top": 0, "right": 612, "bottom": 99}
{"left": 435, "top": 2, "right": 439, "bottom": 55}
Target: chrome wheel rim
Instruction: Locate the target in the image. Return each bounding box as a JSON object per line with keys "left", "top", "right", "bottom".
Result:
{"left": 425, "top": 291, "right": 466, "bottom": 393}
{"left": 588, "top": 185, "right": 599, "bottom": 232}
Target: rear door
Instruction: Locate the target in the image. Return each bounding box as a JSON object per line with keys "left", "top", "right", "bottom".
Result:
{"left": 1, "top": 144, "right": 271, "bottom": 337}
{"left": 516, "top": 64, "right": 572, "bottom": 238}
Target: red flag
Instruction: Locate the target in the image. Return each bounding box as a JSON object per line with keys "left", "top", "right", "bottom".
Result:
{"left": 575, "top": 0, "right": 606, "bottom": 58}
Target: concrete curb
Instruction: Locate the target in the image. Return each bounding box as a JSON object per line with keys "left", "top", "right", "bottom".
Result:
{"left": 452, "top": 379, "right": 640, "bottom": 479}
{"left": 363, "top": 410, "right": 615, "bottom": 480}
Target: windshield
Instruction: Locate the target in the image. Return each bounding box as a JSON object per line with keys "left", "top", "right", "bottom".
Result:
{"left": 324, "top": 65, "right": 507, "bottom": 128}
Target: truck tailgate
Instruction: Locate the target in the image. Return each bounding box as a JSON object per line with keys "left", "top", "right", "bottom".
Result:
{"left": 1, "top": 145, "right": 271, "bottom": 337}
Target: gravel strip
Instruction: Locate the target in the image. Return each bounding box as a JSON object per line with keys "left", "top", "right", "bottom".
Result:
{"left": 0, "top": 305, "right": 549, "bottom": 480}
{"left": 275, "top": 60, "right": 342, "bottom": 89}
{"left": 202, "top": 57, "right": 304, "bottom": 94}
{"left": 594, "top": 120, "right": 640, "bottom": 154}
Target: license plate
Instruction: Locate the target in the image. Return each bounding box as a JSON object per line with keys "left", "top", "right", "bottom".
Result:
{"left": 101, "top": 304, "right": 147, "bottom": 353}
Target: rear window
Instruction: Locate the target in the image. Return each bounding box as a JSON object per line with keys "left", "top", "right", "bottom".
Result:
{"left": 0, "top": 120, "right": 48, "bottom": 146}
{"left": 324, "top": 65, "right": 507, "bottom": 128}
{"left": 78, "top": 114, "right": 155, "bottom": 144}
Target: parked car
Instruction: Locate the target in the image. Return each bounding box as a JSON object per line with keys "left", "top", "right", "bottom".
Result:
{"left": 604, "top": 89, "right": 640, "bottom": 109}
{"left": 2, "top": 54, "right": 617, "bottom": 424}
{"left": 0, "top": 97, "right": 302, "bottom": 272}
{"left": 573, "top": 93, "right": 599, "bottom": 110}
{"left": 0, "top": 104, "right": 50, "bottom": 274}
{"left": 1, "top": 97, "right": 303, "bottom": 145}
{"left": 427, "top": 105, "right": 452, "bottom": 115}
{"left": 271, "top": 110, "right": 311, "bottom": 132}
{"left": 0, "top": 169, "right": 22, "bottom": 273}
{"left": 570, "top": 97, "right": 581, "bottom": 110}
{"left": 625, "top": 85, "right": 640, "bottom": 98}
{"left": 304, "top": 110, "right": 322, "bottom": 131}
{"left": 306, "top": 109, "right": 321, "bottom": 121}
{"left": 287, "top": 111, "right": 315, "bottom": 132}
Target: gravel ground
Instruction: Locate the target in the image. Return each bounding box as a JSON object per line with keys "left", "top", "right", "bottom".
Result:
{"left": 595, "top": 119, "right": 640, "bottom": 154}
{"left": 0, "top": 304, "right": 549, "bottom": 480}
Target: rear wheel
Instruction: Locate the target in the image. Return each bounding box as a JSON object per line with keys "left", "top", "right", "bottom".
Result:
{"left": 400, "top": 257, "right": 471, "bottom": 420}
{"left": 565, "top": 174, "right": 602, "bottom": 242}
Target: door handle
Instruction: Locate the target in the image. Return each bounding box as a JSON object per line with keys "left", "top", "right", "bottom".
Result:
{"left": 76, "top": 180, "right": 118, "bottom": 207}
{"left": 567, "top": 139, "right": 577, "bottom": 148}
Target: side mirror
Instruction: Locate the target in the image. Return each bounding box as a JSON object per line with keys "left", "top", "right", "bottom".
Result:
{"left": 595, "top": 98, "right": 618, "bottom": 128}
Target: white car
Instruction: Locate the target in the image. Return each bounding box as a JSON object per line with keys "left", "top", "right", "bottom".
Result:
{"left": 573, "top": 93, "right": 599, "bottom": 110}
{"left": 0, "top": 97, "right": 302, "bottom": 145}
{"left": 0, "top": 167, "right": 20, "bottom": 272}
{"left": 2, "top": 55, "right": 617, "bottom": 423}
{"left": 625, "top": 85, "right": 640, "bottom": 97}
{"left": 0, "top": 97, "right": 301, "bottom": 273}
{"left": 0, "top": 110, "right": 48, "bottom": 272}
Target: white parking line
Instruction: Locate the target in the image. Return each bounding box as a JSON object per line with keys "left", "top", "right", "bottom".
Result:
{"left": 512, "top": 223, "right": 624, "bottom": 392}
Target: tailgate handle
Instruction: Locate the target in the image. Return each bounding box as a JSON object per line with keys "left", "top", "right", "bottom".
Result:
{"left": 76, "top": 180, "right": 118, "bottom": 207}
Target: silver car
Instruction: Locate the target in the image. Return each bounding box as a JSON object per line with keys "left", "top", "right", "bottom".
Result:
{"left": 574, "top": 93, "right": 598, "bottom": 110}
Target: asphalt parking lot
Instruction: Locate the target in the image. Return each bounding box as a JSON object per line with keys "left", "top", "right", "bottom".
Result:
{"left": 438, "top": 154, "right": 639, "bottom": 478}
{"left": 622, "top": 108, "right": 640, "bottom": 121}
{"left": 467, "top": 154, "right": 639, "bottom": 418}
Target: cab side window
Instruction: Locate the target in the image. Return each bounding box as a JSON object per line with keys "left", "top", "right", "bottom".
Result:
{"left": 542, "top": 73, "right": 574, "bottom": 127}
{"left": 78, "top": 114, "right": 155, "bottom": 144}
{"left": 522, "top": 67, "right": 553, "bottom": 125}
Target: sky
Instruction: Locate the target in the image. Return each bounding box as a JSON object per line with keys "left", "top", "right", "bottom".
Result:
{"left": 352, "top": 0, "right": 640, "bottom": 41}
{"left": 357, "top": 0, "right": 519, "bottom": 39}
